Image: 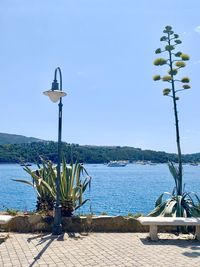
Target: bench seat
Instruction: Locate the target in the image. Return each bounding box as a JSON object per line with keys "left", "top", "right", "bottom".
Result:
{"left": 137, "top": 217, "right": 200, "bottom": 241}
{"left": 0, "top": 215, "right": 13, "bottom": 225}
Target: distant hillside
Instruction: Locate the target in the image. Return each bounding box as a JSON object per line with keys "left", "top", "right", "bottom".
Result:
{"left": 0, "top": 133, "right": 44, "bottom": 145}
{"left": 0, "top": 140, "right": 200, "bottom": 164}
{"left": 0, "top": 133, "right": 200, "bottom": 164}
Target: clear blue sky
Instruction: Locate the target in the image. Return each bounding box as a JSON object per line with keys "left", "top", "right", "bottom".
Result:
{"left": 1, "top": 0, "right": 200, "bottom": 153}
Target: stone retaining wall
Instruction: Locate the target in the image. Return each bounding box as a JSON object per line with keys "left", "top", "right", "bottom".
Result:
{"left": 3, "top": 215, "right": 178, "bottom": 233}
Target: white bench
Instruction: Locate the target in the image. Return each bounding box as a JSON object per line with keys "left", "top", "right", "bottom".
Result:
{"left": 137, "top": 217, "right": 200, "bottom": 241}
{"left": 0, "top": 215, "right": 13, "bottom": 226}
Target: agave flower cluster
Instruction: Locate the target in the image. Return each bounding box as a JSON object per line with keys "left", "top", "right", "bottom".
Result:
{"left": 14, "top": 159, "right": 92, "bottom": 217}
{"left": 153, "top": 26, "right": 191, "bottom": 99}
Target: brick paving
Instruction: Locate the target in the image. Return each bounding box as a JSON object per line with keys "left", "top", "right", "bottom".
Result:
{"left": 0, "top": 232, "right": 200, "bottom": 266}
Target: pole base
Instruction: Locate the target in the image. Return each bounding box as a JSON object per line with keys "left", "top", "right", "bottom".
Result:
{"left": 52, "top": 223, "right": 62, "bottom": 235}
{"left": 53, "top": 204, "right": 62, "bottom": 235}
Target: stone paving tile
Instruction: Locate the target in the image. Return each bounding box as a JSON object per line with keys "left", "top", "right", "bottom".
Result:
{"left": 0, "top": 233, "right": 200, "bottom": 266}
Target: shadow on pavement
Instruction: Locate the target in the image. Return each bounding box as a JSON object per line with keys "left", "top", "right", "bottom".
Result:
{"left": 27, "top": 232, "right": 86, "bottom": 267}
{"left": 140, "top": 235, "right": 200, "bottom": 258}
{"left": 140, "top": 237, "right": 200, "bottom": 247}
{"left": 182, "top": 245, "right": 200, "bottom": 258}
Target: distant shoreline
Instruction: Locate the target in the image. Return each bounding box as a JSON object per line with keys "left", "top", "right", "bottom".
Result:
{"left": 0, "top": 141, "right": 200, "bottom": 164}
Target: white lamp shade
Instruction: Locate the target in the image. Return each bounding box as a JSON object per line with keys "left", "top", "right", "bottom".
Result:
{"left": 43, "top": 90, "right": 67, "bottom": 103}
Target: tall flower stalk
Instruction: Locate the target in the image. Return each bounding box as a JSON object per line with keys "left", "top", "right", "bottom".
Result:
{"left": 153, "top": 25, "right": 190, "bottom": 196}
{"left": 149, "top": 26, "right": 200, "bottom": 217}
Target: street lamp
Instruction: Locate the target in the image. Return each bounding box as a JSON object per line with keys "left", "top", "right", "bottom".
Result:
{"left": 43, "top": 67, "right": 67, "bottom": 235}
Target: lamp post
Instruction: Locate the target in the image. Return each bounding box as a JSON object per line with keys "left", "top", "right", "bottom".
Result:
{"left": 43, "top": 67, "right": 67, "bottom": 235}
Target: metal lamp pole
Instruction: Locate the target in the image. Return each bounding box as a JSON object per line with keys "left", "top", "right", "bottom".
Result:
{"left": 43, "top": 67, "right": 67, "bottom": 235}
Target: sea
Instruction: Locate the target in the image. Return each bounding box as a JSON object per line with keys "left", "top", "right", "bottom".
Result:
{"left": 0, "top": 163, "right": 200, "bottom": 216}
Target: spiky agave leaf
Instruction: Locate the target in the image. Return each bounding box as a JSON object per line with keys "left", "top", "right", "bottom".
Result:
{"left": 12, "top": 179, "right": 35, "bottom": 188}
{"left": 155, "top": 192, "right": 172, "bottom": 207}
{"left": 147, "top": 201, "right": 168, "bottom": 217}
{"left": 192, "top": 193, "right": 200, "bottom": 205}
{"left": 60, "top": 161, "right": 92, "bottom": 216}
{"left": 82, "top": 176, "right": 92, "bottom": 193}
{"left": 162, "top": 198, "right": 177, "bottom": 217}
{"left": 74, "top": 199, "right": 90, "bottom": 211}
{"left": 149, "top": 190, "right": 200, "bottom": 218}
{"left": 176, "top": 195, "right": 183, "bottom": 217}
{"left": 181, "top": 196, "right": 200, "bottom": 217}
{"left": 168, "top": 161, "right": 180, "bottom": 194}
{"left": 17, "top": 160, "right": 55, "bottom": 208}
{"left": 184, "top": 192, "right": 200, "bottom": 206}
{"left": 34, "top": 161, "right": 56, "bottom": 197}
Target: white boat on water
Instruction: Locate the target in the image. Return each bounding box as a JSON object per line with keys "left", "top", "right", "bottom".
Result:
{"left": 147, "top": 161, "right": 157, "bottom": 165}
{"left": 107, "top": 161, "right": 127, "bottom": 167}
{"left": 190, "top": 163, "right": 199, "bottom": 166}
{"left": 20, "top": 162, "right": 32, "bottom": 167}
{"left": 135, "top": 160, "right": 146, "bottom": 165}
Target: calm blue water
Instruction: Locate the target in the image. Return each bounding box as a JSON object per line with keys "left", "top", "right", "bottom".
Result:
{"left": 0, "top": 163, "right": 200, "bottom": 216}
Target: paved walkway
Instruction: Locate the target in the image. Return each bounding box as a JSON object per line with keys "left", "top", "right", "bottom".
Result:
{"left": 0, "top": 232, "right": 200, "bottom": 266}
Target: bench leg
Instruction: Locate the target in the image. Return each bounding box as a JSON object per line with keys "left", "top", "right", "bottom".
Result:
{"left": 195, "top": 226, "right": 200, "bottom": 241}
{"left": 150, "top": 225, "right": 158, "bottom": 241}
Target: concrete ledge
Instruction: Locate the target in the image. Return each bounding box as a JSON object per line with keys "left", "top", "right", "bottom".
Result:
{"left": 3, "top": 215, "right": 147, "bottom": 233}
{"left": 2, "top": 214, "right": 181, "bottom": 233}
{"left": 62, "top": 215, "right": 148, "bottom": 232}
{"left": 6, "top": 215, "right": 53, "bottom": 233}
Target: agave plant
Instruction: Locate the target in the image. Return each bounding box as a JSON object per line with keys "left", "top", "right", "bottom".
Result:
{"left": 13, "top": 158, "right": 92, "bottom": 216}
{"left": 59, "top": 160, "right": 92, "bottom": 216}
{"left": 150, "top": 25, "right": 200, "bottom": 217}
{"left": 148, "top": 161, "right": 200, "bottom": 217}
{"left": 13, "top": 160, "right": 56, "bottom": 212}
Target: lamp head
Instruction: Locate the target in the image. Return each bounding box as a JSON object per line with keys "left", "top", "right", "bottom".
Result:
{"left": 51, "top": 80, "right": 59, "bottom": 90}
{"left": 43, "top": 68, "right": 66, "bottom": 103}
{"left": 43, "top": 90, "right": 67, "bottom": 103}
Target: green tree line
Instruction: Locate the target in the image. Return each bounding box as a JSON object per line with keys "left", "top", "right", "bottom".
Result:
{"left": 0, "top": 141, "right": 199, "bottom": 164}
